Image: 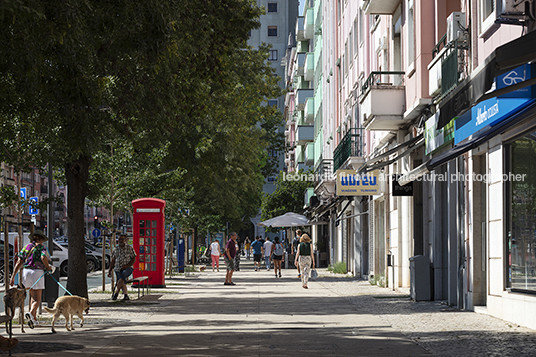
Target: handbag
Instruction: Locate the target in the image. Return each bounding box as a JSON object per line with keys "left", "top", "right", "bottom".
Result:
{"left": 310, "top": 268, "right": 318, "bottom": 279}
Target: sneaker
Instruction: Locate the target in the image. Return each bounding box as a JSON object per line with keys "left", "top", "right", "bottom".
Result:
{"left": 224, "top": 282, "right": 231, "bottom": 285}
{"left": 279, "top": 272, "right": 281, "bottom": 278}
{"left": 275, "top": 274, "right": 278, "bottom": 278}
{"left": 25, "top": 313, "right": 34, "bottom": 329}
{"left": 111, "top": 293, "right": 118, "bottom": 300}
{"left": 123, "top": 294, "right": 130, "bottom": 301}
{"left": 298, "top": 274, "right": 301, "bottom": 278}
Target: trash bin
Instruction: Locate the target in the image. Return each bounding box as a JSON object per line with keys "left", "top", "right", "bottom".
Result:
{"left": 43, "top": 268, "right": 60, "bottom": 307}
{"left": 177, "top": 238, "right": 185, "bottom": 273}
{"left": 409, "top": 255, "right": 431, "bottom": 301}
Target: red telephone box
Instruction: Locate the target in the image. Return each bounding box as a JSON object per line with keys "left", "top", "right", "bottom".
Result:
{"left": 132, "top": 198, "right": 166, "bottom": 288}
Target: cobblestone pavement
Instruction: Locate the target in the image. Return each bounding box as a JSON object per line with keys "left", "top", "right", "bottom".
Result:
{"left": 318, "top": 275, "right": 536, "bottom": 357}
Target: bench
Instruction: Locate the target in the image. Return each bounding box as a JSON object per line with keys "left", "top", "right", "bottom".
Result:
{"left": 125, "top": 276, "right": 149, "bottom": 298}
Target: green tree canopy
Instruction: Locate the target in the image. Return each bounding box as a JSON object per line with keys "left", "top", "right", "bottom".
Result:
{"left": 0, "top": 0, "right": 281, "bottom": 296}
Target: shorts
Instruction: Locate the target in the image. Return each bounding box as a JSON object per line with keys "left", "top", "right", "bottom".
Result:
{"left": 224, "top": 257, "right": 235, "bottom": 271}
{"left": 253, "top": 254, "right": 262, "bottom": 262}
{"left": 23, "top": 268, "right": 45, "bottom": 290}
{"left": 115, "top": 267, "right": 134, "bottom": 282}
{"left": 273, "top": 255, "right": 282, "bottom": 261}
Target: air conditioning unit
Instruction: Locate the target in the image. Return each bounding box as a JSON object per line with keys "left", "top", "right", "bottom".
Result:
{"left": 446, "top": 12, "right": 466, "bottom": 43}
{"left": 501, "top": 0, "right": 527, "bottom": 16}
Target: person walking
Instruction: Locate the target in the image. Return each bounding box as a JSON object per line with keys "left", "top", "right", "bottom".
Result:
{"left": 210, "top": 239, "right": 221, "bottom": 272}
{"left": 271, "top": 237, "right": 284, "bottom": 278}
{"left": 251, "top": 236, "right": 263, "bottom": 271}
{"left": 108, "top": 234, "right": 137, "bottom": 301}
{"left": 292, "top": 229, "right": 302, "bottom": 278}
{"left": 244, "top": 237, "right": 251, "bottom": 260}
{"left": 224, "top": 232, "right": 238, "bottom": 285}
{"left": 10, "top": 230, "right": 53, "bottom": 328}
{"left": 262, "top": 237, "right": 273, "bottom": 271}
{"left": 294, "top": 233, "right": 315, "bottom": 289}
{"left": 234, "top": 237, "right": 241, "bottom": 271}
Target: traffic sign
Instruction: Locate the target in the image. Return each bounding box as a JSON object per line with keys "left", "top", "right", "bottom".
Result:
{"left": 20, "top": 187, "right": 26, "bottom": 205}
{"left": 92, "top": 229, "right": 101, "bottom": 238}
{"left": 29, "top": 196, "right": 39, "bottom": 215}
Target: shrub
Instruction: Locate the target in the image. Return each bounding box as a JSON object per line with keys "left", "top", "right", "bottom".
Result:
{"left": 331, "top": 261, "right": 347, "bottom": 274}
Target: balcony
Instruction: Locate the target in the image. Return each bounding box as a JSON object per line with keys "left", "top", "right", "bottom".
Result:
{"left": 304, "top": 187, "right": 315, "bottom": 208}
{"left": 295, "top": 16, "right": 305, "bottom": 41}
{"left": 296, "top": 125, "right": 314, "bottom": 145}
{"left": 363, "top": 0, "right": 399, "bottom": 15}
{"left": 360, "top": 71, "right": 406, "bottom": 130}
{"left": 304, "top": 52, "right": 314, "bottom": 81}
{"left": 305, "top": 143, "right": 314, "bottom": 166}
{"left": 428, "top": 34, "right": 466, "bottom": 99}
{"left": 296, "top": 53, "right": 306, "bottom": 77}
{"left": 305, "top": 97, "right": 314, "bottom": 123}
{"left": 314, "top": 158, "right": 336, "bottom": 199}
{"left": 296, "top": 89, "right": 314, "bottom": 111}
{"left": 304, "top": 8, "right": 314, "bottom": 39}
{"left": 333, "top": 128, "right": 364, "bottom": 171}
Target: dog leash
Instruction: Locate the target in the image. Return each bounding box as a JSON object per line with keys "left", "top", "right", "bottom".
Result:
{"left": 26, "top": 270, "right": 73, "bottom": 296}
{"left": 46, "top": 271, "right": 73, "bottom": 296}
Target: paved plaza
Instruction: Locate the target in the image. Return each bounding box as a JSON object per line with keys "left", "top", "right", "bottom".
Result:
{"left": 3, "top": 258, "right": 536, "bottom": 356}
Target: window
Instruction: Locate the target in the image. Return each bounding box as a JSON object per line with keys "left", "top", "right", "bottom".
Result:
{"left": 479, "top": 0, "right": 496, "bottom": 34}
{"left": 359, "top": 9, "right": 364, "bottom": 44}
{"left": 267, "top": 2, "right": 277, "bottom": 13}
{"left": 269, "top": 49, "right": 278, "bottom": 61}
{"left": 268, "top": 26, "right": 278, "bottom": 37}
{"left": 354, "top": 18, "right": 358, "bottom": 56}
{"left": 506, "top": 130, "right": 536, "bottom": 293}
{"left": 268, "top": 99, "right": 278, "bottom": 107}
{"left": 407, "top": 0, "right": 415, "bottom": 66}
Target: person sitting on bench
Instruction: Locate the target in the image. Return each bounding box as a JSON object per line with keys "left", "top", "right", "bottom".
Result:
{"left": 108, "top": 234, "right": 137, "bottom": 301}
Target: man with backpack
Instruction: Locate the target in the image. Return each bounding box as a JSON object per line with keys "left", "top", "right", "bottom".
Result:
{"left": 271, "top": 237, "right": 284, "bottom": 278}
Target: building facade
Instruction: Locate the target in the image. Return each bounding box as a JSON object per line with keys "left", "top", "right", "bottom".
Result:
{"left": 283, "top": 0, "right": 536, "bottom": 330}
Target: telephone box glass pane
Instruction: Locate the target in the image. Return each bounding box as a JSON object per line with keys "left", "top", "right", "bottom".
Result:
{"left": 152, "top": 229, "right": 157, "bottom": 236}
{"left": 151, "top": 246, "right": 157, "bottom": 254}
{"left": 151, "top": 263, "right": 156, "bottom": 271}
{"left": 152, "top": 220, "right": 157, "bottom": 228}
{"left": 145, "top": 254, "right": 150, "bottom": 262}
{"left": 145, "top": 220, "right": 150, "bottom": 228}
{"left": 139, "top": 220, "right": 145, "bottom": 228}
{"left": 145, "top": 238, "right": 150, "bottom": 245}
{"left": 139, "top": 263, "right": 145, "bottom": 270}
{"left": 139, "top": 238, "right": 144, "bottom": 245}
{"left": 152, "top": 238, "right": 157, "bottom": 245}
{"left": 145, "top": 229, "right": 151, "bottom": 237}
{"left": 140, "top": 255, "right": 145, "bottom": 262}
{"left": 139, "top": 246, "right": 144, "bottom": 254}
{"left": 139, "top": 229, "right": 145, "bottom": 236}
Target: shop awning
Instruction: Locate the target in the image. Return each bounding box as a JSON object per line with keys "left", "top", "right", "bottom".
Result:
{"left": 398, "top": 99, "right": 536, "bottom": 186}
{"left": 357, "top": 134, "right": 424, "bottom": 174}
{"left": 438, "top": 30, "right": 536, "bottom": 129}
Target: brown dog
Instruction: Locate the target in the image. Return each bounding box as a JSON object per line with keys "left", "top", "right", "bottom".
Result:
{"left": 43, "top": 295, "right": 90, "bottom": 333}
{"left": 3, "top": 284, "right": 29, "bottom": 334}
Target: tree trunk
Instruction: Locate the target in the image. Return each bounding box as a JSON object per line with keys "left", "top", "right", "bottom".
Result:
{"left": 192, "top": 226, "right": 197, "bottom": 265}
{"left": 65, "top": 156, "right": 91, "bottom": 298}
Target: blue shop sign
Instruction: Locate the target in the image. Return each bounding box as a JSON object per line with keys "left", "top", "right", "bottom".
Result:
{"left": 455, "top": 97, "right": 532, "bottom": 144}
{"left": 455, "top": 64, "right": 535, "bottom": 145}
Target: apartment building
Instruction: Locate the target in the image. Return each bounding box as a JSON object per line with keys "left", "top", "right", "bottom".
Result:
{"left": 284, "top": 0, "right": 536, "bottom": 330}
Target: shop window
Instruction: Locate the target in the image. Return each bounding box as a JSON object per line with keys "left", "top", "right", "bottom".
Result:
{"left": 506, "top": 130, "right": 536, "bottom": 293}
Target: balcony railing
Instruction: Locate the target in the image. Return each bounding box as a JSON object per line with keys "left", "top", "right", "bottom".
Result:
{"left": 333, "top": 128, "right": 364, "bottom": 172}
{"left": 361, "top": 71, "right": 405, "bottom": 95}
{"left": 314, "top": 158, "right": 334, "bottom": 183}
{"left": 432, "top": 33, "right": 447, "bottom": 59}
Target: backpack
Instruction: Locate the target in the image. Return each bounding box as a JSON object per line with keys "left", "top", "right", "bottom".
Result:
{"left": 274, "top": 243, "right": 284, "bottom": 256}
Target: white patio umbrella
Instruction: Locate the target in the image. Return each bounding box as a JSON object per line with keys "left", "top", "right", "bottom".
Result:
{"left": 259, "top": 212, "right": 313, "bottom": 227}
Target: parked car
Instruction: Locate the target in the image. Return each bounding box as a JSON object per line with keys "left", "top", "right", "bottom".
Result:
{"left": 55, "top": 242, "right": 102, "bottom": 275}
{"left": 84, "top": 242, "right": 111, "bottom": 269}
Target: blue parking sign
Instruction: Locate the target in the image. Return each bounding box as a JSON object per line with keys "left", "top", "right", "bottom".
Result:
{"left": 20, "top": 187, "right": 26, "bottom": 205}
{"left": 29, "top": 196, "right": 38, "bottom": 215}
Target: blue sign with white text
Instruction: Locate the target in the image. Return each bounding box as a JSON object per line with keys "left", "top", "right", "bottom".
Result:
{"left": 455, "top": 97, "right": 533, "bottom": 144}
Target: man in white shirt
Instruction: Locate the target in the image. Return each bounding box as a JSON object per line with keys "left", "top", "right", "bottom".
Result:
{"left": 262, "top": 237, "right": 273, "bottom": 271}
